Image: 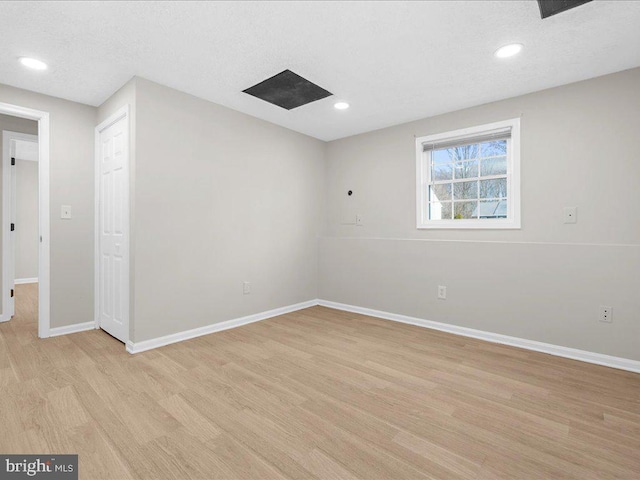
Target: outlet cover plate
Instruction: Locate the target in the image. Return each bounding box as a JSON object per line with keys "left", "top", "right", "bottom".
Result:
{"left": 563, "top": 206, "right": 577, "bottom": 224}
{"left": 599, "top": 305, "right": 612, "bottom": 323}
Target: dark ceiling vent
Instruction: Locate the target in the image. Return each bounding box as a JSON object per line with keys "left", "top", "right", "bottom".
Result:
{"left": 243, "top": 70, "right": 332, "bottom": 110}
{"left": 537, "top": 0, "right": 593, "bottom": 19}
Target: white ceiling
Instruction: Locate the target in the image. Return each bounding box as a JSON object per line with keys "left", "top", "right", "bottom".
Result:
{"left": 1, "top": 1, "right": 639, "bottom": 141}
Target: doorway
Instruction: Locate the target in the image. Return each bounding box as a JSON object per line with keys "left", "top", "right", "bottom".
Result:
{"left": 6, "top": 132, "right": 39, "bottom": 330}
{"left": 0, "top": 103, "right": 50, "bottom": 338}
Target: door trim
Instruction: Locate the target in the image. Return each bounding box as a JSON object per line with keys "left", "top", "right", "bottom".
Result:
{"left": 94, "top": 105, "right": 130, "bottom": 342}
{"left": 0, "top": 103, "right": 50, "bottom": 338}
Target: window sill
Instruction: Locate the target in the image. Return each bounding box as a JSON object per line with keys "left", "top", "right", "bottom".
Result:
{"left": 417, "top": 220, "right": 521, "bottom": 230}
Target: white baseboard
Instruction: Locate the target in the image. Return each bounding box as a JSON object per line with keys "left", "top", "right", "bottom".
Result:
{"left": 49, "top": 321, "right": 96, "bottom": 337}
{"left": 318, "top": 299, "right": 640, "bottom": 374}
{"left": 14, "top": 277, "right": 38, "bottom": 285}
{"left": 126, "top": 300, "right": 318, "bottom": 354}
{"left": 121, "top": 296, "right": 640, "bottom": 373}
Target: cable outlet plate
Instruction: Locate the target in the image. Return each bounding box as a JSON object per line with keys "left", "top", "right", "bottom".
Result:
{"left": 563, "top": 206, "right": 577, "bottom": 224}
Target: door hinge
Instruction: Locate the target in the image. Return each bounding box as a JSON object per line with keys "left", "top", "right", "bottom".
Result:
{"left": 11, "top": 289, "right": 14, "bottom": 298}
{"left": 11, "top": 157, "right": 15, "bottom": 166}
{"left": 10, "top": 223, "right": 14, "bottom": 232}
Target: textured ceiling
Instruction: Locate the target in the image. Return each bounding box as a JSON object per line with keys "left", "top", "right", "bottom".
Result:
{"left": 0, "top": 1, "right": 639, "bottom": 141}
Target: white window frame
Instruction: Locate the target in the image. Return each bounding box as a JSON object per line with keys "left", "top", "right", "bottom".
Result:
{"left": 416, "top": 118, "right": 521, "bottom": 229}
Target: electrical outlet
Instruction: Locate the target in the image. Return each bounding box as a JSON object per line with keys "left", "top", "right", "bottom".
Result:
{"left": 438, "top": 285, "right": 447, "bottom": 300}
{"left": 355, "top": 214, "right": 363, "bottom": 226}
{"left": 599, "top": 305, "right": 612, "bottom": 323}
{"left": 61, "top": 205, "right": 72, "bottom": 219}
{"left": 563, "top": 206, "right": 577, "bottom": 224}
{"left": 243, "top": 281, "right": 251, "bottom": 295}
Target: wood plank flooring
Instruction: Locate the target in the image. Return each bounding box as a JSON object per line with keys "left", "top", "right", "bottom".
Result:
{"left": 1, "top": 283, "right": 639, "bottom": 479}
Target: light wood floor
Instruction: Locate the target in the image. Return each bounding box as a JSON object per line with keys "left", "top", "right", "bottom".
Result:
{"left": 1, "top": 284, "right": 639, "bottom": 479}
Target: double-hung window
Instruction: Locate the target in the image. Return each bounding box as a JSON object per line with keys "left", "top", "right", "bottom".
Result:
{"left": 416, "top": 118, "right": 520, "bottom": 229}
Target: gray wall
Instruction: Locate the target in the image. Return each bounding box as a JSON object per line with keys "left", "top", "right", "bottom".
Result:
{"left": 0, "top": 84, "right": 96, "bottom": 328}
{"left": 15, "top": 159, "right": 39, "bottom": 280}
{"left": 320, "top": 67, "right": 640, "bottom": 361}
{"left": 131, "top": 78, "right": 325, "bottom": 342}
{"left": 0, "top": 114, "right": 38, "bottom": 311}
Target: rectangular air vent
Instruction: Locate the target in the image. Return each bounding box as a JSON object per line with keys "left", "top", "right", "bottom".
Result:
{"left": 243, "top": 70, "right": 332, "bottom": 110}
{"left": 538, "top": 0, "right": 593, "bottom": 19}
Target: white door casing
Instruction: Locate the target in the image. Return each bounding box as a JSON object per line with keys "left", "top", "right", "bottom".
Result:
{"left": 95, "top": 106, "right": 129, "bottom": 343}
{"left": 0, "top": 104, "right": 50, "bottom": 337}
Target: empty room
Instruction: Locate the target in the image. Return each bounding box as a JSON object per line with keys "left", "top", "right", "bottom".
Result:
{"left": 0, "top": 1, "right": 639, "bottom": 479}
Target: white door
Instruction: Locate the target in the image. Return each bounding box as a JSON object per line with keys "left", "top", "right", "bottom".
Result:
{"left": 8, "top": 140, "right": 17, "bottom": 317}
{"left": 97, "top": 109, "right": 129, "bottom": 343}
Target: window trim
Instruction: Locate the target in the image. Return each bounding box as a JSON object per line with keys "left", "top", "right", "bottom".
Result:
{"left": 416, "top": 118, "right": 521, "bottom": 229}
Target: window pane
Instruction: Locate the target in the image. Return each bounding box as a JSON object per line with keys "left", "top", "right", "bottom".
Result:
{"left": 478, "top": 200, "right": 508, "bottom": 218}
{"left": 454, "top": 160, "right": 478, "bottom": 179}
{"left": 480, "top": 178, "right": 507, "bottom": 198}
{"left": 453, "top": 180, "right": 478, "bottom": 200}
{"left": 449, "top": 144, "right": 478, "bottom": 161}
{"left": 481, "top": 140, "right": 507, "bottom": 157}
{"left": 432, "top": 163, "right": 453, "bottom": 181}
{"left": 429, "top": 183, "right": 452, "bottom": 202}
{"left": 454, "top": 201, "right": 478, "bottom": 219}
{"left": 480, "top": 156, "right": 507, "bottom": 177}
{"left": 429, "top": 201, "right": 452, "bottom": 220}
{"left": 432, "top": 149, "right": 452, "bottom": 164}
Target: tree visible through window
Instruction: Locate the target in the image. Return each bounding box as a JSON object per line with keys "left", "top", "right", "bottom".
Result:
{"left": 416, "top": 119, "right": 520, "bottom": 229}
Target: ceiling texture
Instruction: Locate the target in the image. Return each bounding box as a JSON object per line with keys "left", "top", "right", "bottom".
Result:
{"left": 0, "top": 1, "right": 639, "bottom": 141}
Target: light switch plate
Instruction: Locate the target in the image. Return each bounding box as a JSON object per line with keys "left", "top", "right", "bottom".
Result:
{"left": 563, "top": 206, "right": 577, "bottom": 224}
{"left": 61, "top": 205, "right": 72, "bottom": 219}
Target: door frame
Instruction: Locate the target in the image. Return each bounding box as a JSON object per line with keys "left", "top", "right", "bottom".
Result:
{"left": 94, "top": 105, "right": 130, "bottom": 342}
{"left": 0, "top": 103, "right": 50, "bottom": 338}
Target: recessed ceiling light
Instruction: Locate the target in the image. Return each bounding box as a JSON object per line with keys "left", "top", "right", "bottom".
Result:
{"left": 494, "top": 44, "right": 523, "bottom": 59}
{"left": 19, "top": 57, "right": 48, "bottom": 70}
{"left": 334, "top": 102, "right": 349, "bottom": 110}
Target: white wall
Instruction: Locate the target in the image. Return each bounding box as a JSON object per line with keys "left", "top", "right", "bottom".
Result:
{"left": 0, "top": 84, "right": 96, "bottom": 328}
{"left": 15, "top": 159, "right": 38, "bottom": 280}
{"left": 0, "top": 114, "right": 38, "bottom": 310}
{"left": 129, "top": 78, "right": 325, "bottom": 342}
{"left": 320, "top": 67, "right": 640, "bottom": 361}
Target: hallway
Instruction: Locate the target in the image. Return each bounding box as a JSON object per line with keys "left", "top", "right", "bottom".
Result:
{"left": 6, "top": 282, "right": 38, "bottom": 345}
